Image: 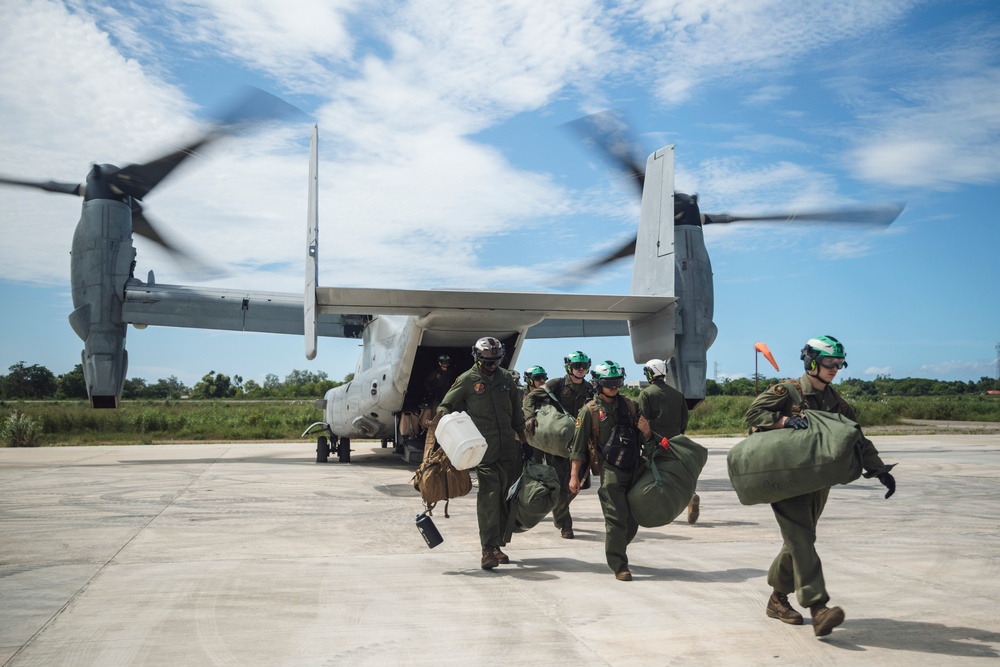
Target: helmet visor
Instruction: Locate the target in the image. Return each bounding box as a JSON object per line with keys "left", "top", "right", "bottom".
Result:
{"left": 570, "top": 362, "right": 591, "bottom": 371}
{"left": 819, "top": 358, "right": 847, "bottom": 370}
{"left": 597, "top": 377, "right": 624, "bottom": 389}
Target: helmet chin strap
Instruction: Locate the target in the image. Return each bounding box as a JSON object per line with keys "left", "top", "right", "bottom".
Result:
{"left": 808, "top": 366, "right": 832, "bottom": 386}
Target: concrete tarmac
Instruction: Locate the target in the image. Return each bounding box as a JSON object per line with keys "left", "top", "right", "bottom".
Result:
{"left": 2, "top": 435, "right": 999, "bottom": 666}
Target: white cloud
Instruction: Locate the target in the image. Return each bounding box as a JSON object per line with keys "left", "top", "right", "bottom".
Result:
{"left": 623, "top": 0, "right": 913, "bottom": 106}
{"left": 849, "top": 71, "right": 1000, "bottom": 188}
{"left": 863, "top": 366, "right": 893, "bottom": 376}
{"left": 919, "top": 360, "right": 997, "bottom": 378}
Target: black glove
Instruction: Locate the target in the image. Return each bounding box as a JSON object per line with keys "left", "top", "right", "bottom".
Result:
{"left": 877, "top": 471, "right": 896, "bottom": 499}
{"left": 521, "top": 442, "right": 534, "bottom": 461}
{"left": 784, "top": 415, "right": 809, "bottom": 430}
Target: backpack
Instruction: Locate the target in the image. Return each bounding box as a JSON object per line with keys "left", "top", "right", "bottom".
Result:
{"left": 411, "top": 419, "right": 472, "bottom": 517}
{"left": 585, "top": 395, "right": 638, "bottom": 475}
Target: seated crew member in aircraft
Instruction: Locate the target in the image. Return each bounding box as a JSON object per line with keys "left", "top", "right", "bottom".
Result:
{"left": 423, "top": 353, "right": 454, "bottom": 409}
{"left": 744, "top": 335, "right": 897, "bottom": 637}
{"left": 568, "top": 361, "right": 654, "bottom": 581}
{"left": 437, "top": 337, "right": 530, "bottom": 571}
{"left": 523, "top": 352, "right": 595, "bottom": 539}
{"left": 638, "top": 359, "right": 699, "bottom": 524}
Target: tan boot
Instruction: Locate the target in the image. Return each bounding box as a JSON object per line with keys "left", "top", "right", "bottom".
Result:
{"left": 481, "top": 546, "right": 499, "bottom": 570}
{"left": 493, "top": 546, "right": 510, "bottom": 564}
{"left": 766, "top": 591, "right": 804, "bottom": 625}
{"left": 615, "top": 567, "right": 632, "bottom": 581}
{"left": 810, "top": 604, "right": 845, "bottom": 636}
{"left": 687, "top": 494, "right": 701, "bottom": 524}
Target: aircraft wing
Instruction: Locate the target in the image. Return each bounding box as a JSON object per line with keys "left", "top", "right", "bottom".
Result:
{"left": 315, "top": 286, "right": 672, "bottom": 319}
{"left": 123, "top": 282, "right": 673, "bottom": 340}
{"left": 123, "top": 283, "right": 370, "bottom": 338}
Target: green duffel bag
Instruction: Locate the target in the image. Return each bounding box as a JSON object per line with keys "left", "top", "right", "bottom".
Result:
{"left": 627, "top": 434, "right": 708, "bottom": 528}
{"left": 526, "top": 394, "right": 575, "bottom": 458}
{"left": 727, "top": 410, "right": 864, "bottom": 505}
{"left": 503, "top": 461, "right": 560, "bottom": 541}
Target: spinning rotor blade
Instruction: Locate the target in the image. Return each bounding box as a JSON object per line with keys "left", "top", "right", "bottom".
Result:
{"left": 0, "top": 176, "right": 83, "bottom": 196}
{"left": 110, "top": 87, "right": 301, "bottom": 201}
{"left": 565, "top": 110, "right": 645, "bottom": 196}
{"left": 703, "top": 203, "right": 905, "bottom": 227}
{"left": 130, "top": 199, "right": 224, "bottom": 279}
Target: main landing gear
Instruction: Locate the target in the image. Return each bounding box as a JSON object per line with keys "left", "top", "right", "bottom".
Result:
{"left": 314, "top": 434, "right": 351, "bottom": 464}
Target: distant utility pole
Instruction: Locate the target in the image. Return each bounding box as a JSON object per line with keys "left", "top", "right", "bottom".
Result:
{"left": 996, "top": 342, "right": 999, "bottom": 380}
{"left": 713, "top": 361, "right": 720, "bottom": 382}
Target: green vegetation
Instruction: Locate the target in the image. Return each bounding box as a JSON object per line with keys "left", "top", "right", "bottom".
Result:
{"left": 3, "top": 393, "right": 997, "bottom": 447}
{"left": 1, "top": 410, "right": 42, "bottom": 447}
{"left": 0, "top": 400, "right": 323, "bottom": 446}
{"left": 2, "top": 361, "right": 998, "bottom": 446}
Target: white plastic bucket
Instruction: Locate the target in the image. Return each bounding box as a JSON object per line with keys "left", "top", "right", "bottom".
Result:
{"left": 436, "top": 412, "right": 488, "bottom": 470}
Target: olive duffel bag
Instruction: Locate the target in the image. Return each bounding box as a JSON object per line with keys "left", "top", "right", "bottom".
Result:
{"left": 727, "top": 410, "right": 864, "bottom": 505}
{"left": 627, "top": 434, "right": 708, "bottom": 528}
{"left": 527, "top": 402, "right": 576, "bottom": 458}
{"left": 503, "top": 461, "right": 560, "bottom": 541}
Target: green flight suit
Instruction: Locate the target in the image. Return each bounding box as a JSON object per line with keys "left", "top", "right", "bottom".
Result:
{"left": 744, "top": 373, "right": 891, "bottom": 608}
{"left": 638, "top": 379, "right": 689, "bottom": 438}
{"left": 570, "top": 394, "right": 649, "bottom": 573}
{"left": 523, "top": 375, "right": 595, "bottom": 532}
{"left": 438, "top": 365, "right": 525, "bottom": 548}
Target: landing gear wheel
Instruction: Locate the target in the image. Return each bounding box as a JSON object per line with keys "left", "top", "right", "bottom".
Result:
{"left": 338, "top": 437, "right": 351, "bottom": 463}
{"left": 315, "top": 435, "right": 330, "bottom": 463}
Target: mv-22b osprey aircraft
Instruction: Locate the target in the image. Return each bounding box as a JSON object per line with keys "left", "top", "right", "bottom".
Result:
{"left": 1, "top": 97, "right": 903, "bottom": 463}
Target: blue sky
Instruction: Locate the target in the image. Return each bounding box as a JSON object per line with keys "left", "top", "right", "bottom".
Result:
{"left": 1, "top": 0, "right": 998, "bottom": 390}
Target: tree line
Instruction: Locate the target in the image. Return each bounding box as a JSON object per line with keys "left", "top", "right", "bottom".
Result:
{"left": 0, "top": 362, "right": 355, "bottom": 401}
{"left": 3, "top": 361, "right": 998, "bottom": 402}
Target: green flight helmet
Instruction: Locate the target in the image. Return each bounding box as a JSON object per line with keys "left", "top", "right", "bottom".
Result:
{"left": 564, "top": 350, "right": 591, "bottom": 374}
{"left": 591, "top": 360, "right": 626, "bottom": 389}
{"left": 524, "top": 365, "right": 548, "bottom": 382}
{"left": 437, "top": 353, "right": 451, "bottom": 365}
{"left": 801, "top": 335, "right": 848, "bottom": 371}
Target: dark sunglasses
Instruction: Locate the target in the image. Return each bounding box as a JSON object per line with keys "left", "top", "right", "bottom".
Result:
{"left": 570, "top": 363, "right": 591, "bottom": 371}
{"left": 480, "top": 359, "right": 499, "bottom": 368}
{"left": 534, "top": 375, "right": 548, "bottom": 382}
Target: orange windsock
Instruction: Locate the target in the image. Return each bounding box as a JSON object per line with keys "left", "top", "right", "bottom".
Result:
{"left": 754, "top": 341, "right": 780, "bottom": 372}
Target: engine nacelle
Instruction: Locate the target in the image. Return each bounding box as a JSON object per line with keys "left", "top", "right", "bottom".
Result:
{"left": 68, "top": 194, "right": 135, "bottom": 408}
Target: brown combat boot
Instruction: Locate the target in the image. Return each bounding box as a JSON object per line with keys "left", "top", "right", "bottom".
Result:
{"left": 560, "top": 527, "right": 574, "bottom": 539}
{"left": 687, "top": 494, "right": 701, "bottom": 524}
{"left": 493, "top": 546, "right": 510, "bottom": 564}
{"left": 615, "top": 567, "right": 632, "bottom": 581}
{"left": 766, "top": 591, "right": 804, "bottom": 625}
{"left": 810, "top": 604, "right": 845, "bottom": 636}
{"left": 481, "top": 546, "right": 499, "bottom": 570}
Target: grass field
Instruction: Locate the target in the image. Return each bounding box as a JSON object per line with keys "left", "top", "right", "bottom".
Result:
{"left": 3, "top": 394, "right": 999, "bottom": 446}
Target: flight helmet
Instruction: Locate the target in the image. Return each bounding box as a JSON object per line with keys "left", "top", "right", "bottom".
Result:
{"left": 591, "top": 360, "right": 626, "bottom": 389}
{"left": 524, "top": 365, "right": 548, "bottom": 383}
{"left": 801, "top": 335, "right": 848, "bottom": 371}
{"left": 472, "top": 337, "right": 505, "bottom": 364}
{"left": 564, "top": 350, "right": 591, "bottom": 374}
{"left": 643, "top": 358, "right": 668, "bottom": 382}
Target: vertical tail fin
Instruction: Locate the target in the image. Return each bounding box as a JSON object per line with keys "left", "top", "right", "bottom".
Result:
{"left": 305, "top": 124, "right": 319, "bottom": 360}
{"left": 628, "top": 145, "right": 676, "bottom": 365}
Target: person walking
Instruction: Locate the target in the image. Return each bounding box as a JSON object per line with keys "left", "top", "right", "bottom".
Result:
{"left": 744, "top": 335, "right": 896, "bottom": 636}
